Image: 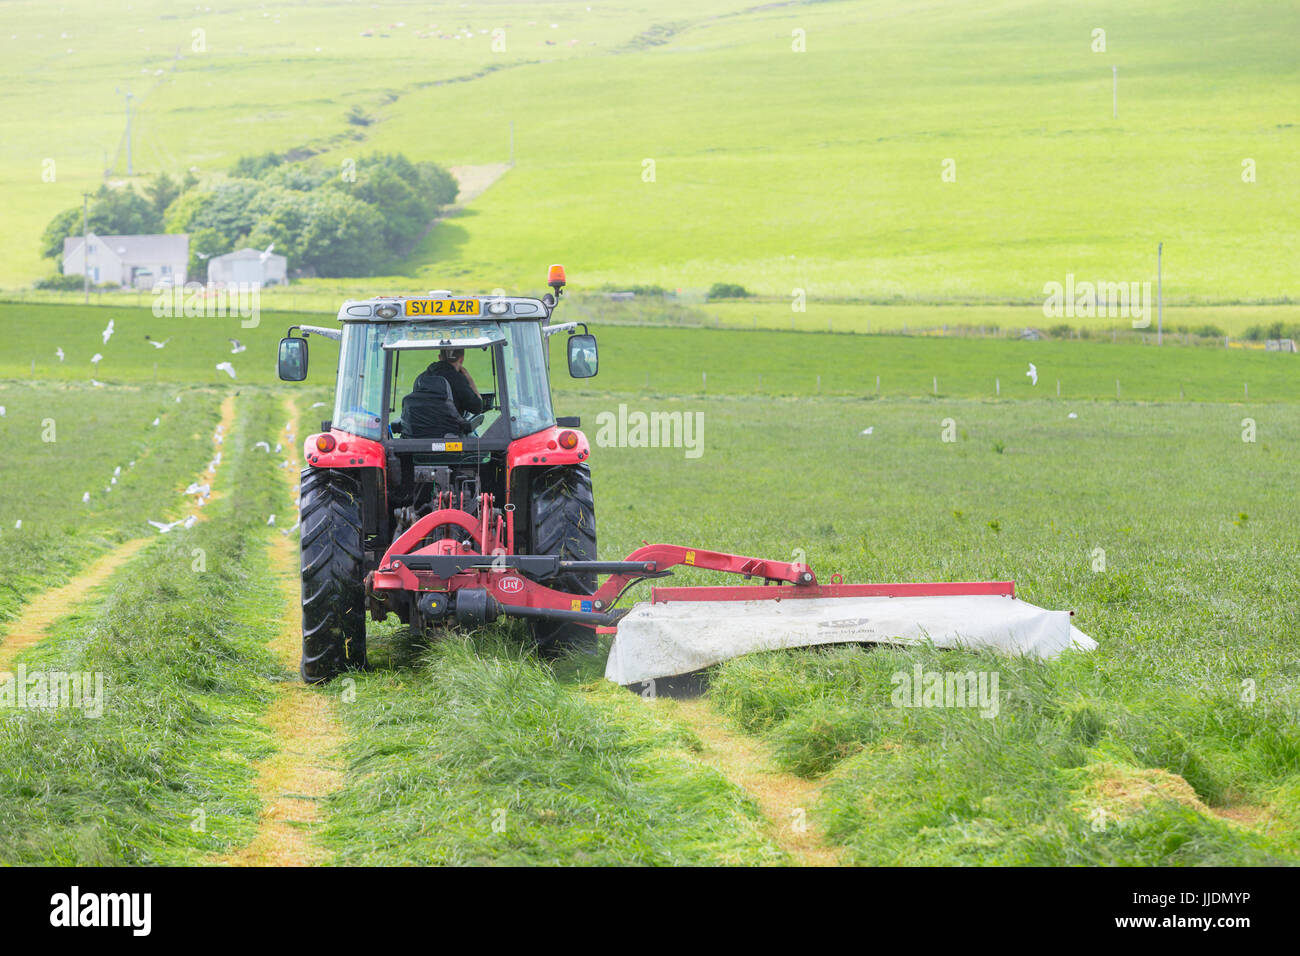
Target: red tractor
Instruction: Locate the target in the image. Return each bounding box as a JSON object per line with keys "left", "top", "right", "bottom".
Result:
{"left": 278, "top": 267, "right": 1092, "bottom": 687}
{"left": 278, "top": 267, "right": 811, "bottom": 682}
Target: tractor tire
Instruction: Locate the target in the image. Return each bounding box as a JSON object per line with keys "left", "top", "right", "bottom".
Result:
{"left": 527, "top": 463, "right": 598, "bottom": 657}
{"left": 299, "top": 467, "right": 367, "bottom": 683}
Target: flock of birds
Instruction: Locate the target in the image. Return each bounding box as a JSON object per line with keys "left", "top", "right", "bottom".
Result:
{"left": 140, "top": 418, "right": 303, "bottom": 537}
{"left": 18, "top": 317, "right": 302, "bottom": 536}
{"left": 55, "top": 317, "right": 245, "bottom": 387}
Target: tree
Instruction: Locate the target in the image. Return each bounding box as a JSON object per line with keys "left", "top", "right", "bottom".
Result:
{"left": 230, "top": 151, "right": 283, "bottom": 179}
{"left": 334, "top": 152, "right": 459, "bottom": 255}
{"left": 295, "top": 189, "right": 385, "bottom": 277}
{"left": 145, "top": 172, "right": 180, "bottom": 218}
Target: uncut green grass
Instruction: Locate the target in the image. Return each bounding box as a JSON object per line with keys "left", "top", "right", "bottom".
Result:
{"left": 0, "top": 381, "right": 220, "bottom": 633}
{"left": 320, "top": 624, "right": 781, "bottom": 865}
{"left": 2, "top": 301, "right": 1297, "bottom": 404}
{"left": 0, "top": 390, "right": 288, "bottom": 864}
{"left": 2, "top": 1, "right": 1296, "bottom": 301}
{"left": 556, "top": 393, "right": 1300, "bottom": 864}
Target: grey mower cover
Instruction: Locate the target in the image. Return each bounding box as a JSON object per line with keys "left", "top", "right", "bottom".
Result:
{"left": 604, "top": 593, "right": 1097, "bottom": 686}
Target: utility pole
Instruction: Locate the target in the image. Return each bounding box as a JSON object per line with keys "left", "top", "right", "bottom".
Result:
{"left": 82, "top": 192, "right": 90, "bottom": 305}
{"left": 1112, "top": 65, "right": 1117, "bottom": 119}
{"left": 115, "top": 88, "right": 135, "bottom": 176}
{"left": 1157, "top": 241, "right": 1163, "bottom": 346}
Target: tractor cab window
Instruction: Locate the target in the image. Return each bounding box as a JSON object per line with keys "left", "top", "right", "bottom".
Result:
{"left": 390, "top": 345, "right": 501, "bottom": 437}
{"left": 333, "top": 322, "right": 385, "bottom": 440}
{"left": 502, "top": 321, "right": 555, "bottom": 438}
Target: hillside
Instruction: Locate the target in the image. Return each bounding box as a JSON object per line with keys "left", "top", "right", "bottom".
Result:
{"left": 0, "top": 0, "right": 1295, "bottom": 302}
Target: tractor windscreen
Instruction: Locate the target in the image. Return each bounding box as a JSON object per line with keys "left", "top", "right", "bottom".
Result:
{"left": 333, "top": 322, "right": 386, "bottom": 440}
{"left": 501, "top": 320, "right": 555, "bottom": 438}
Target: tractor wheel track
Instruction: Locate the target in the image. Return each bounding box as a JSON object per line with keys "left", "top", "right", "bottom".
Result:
{"left": 668, "top": 698, "right": 843, "bottom": 867}
{"left": 222, "top": 398, "right": 345, "bottom": 867}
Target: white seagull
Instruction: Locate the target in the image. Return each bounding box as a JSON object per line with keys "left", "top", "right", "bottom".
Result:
{"left": 228, "top": 339, "right": 246, "bottom": 354}
{"left": 215, "top": 361, "right": 237, "bottom": 379}
{"left": 90, "top": 353, "right": 103, "bottom": 366}
{"left": 1026, "top": 363, "right": 1038, "bottom": 386}
{"left": 101, "top": 319, "right": 115, "bottom": 344}
{"left": 55, "top": 347, "right": 64, "bottom": 361}
{"left": 146, "top": 335, "right": 171, "bottom": 349}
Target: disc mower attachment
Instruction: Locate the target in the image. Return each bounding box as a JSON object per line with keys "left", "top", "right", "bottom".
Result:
{"left": 604, "top": 581, "right": 1097, "bottom": 687}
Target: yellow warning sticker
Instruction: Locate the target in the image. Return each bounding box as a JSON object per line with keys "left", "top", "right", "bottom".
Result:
{"left": 685, "top": 550, "right": 696, "bottom": 566}
{"left": 571, "top": 599, "right": 583, "bottom": 612}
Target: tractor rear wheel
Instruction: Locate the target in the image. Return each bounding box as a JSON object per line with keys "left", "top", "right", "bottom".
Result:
{"left": 527, "top": 463, "right": 598, "bottom": 656}
{"left": 299, "top": 467, "right": 367, "bottom": 682}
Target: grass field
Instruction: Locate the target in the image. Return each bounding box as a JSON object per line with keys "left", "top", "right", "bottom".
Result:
{"left": 0, "top": 382, "right": 221, "bottom": 631}
{"left": 312, "top": 392, "right": 1300, "bottom": 864}
{"left": 0, "top": 391, "right": 286, "bottom": 864}
{"left": 1, "top": 0, "right": 1296, "bottom": 870}
{"left": 0, "top": 309, "right": 1297, "bottom": 864}
{"left": 2, "top": 301, "right": 1299, "bottom": 404}
{"left": 2, "top": 0, "right": 1296, "bottom": 303}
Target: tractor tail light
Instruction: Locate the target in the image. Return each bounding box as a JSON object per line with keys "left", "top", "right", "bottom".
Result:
{"left": 558, "top": 430, "right": 579, "bottom": 450}
{"left": 316, "top": 434, "right": 337, "bottom": 453}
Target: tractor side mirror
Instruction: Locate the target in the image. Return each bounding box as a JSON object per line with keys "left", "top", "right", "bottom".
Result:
{"left": 567, "top": 334, "right": 598, "bottom": 379}
{"left": 278, "top": 337, "right": 308, "bottom": 381}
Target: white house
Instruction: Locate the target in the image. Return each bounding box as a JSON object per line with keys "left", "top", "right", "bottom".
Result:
{"left": 207, "top": 247, "right": 288, "bottom": 287}
{"left": 62, "top": 233, "right": 188, "bottom": 290}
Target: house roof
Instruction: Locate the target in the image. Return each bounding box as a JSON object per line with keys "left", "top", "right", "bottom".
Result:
{"left": 210, "top": 247, "right": 287, "bottom": 264}
{"left": 63, "top": 233, "right": 188, "bottom": 264}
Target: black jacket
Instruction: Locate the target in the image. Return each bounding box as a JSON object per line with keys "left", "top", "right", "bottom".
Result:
{"left": 401, "top": 369, "right": 467, "bottom": 438}
{"left": 426, "top": 360, "right": 483, "bottom": 415}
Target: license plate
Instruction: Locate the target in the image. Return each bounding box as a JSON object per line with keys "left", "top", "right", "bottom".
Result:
{"left": 405, "top": 298, "right": 480, "bottom": 317}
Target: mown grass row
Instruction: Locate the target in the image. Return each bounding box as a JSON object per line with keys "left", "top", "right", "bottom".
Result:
{"left": 707, "top": 643, "right": 1300, "bottom": 865}
{"left": 320, "top": 624, "right": 782, "bottom": 865}
{"left": 0, "top": 382, "right": 221, "bottom": 633}
{"left": 0, "top": 390, "right": 287, "bottom": 864}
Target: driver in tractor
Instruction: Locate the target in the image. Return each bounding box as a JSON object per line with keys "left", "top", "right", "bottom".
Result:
{"left": 399, "top": 348, "right": 483, "bottom": 438}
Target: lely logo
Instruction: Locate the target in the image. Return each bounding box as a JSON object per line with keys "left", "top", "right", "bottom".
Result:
{"left": 499, "top": 577, "right": 524, "bottom": 593}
